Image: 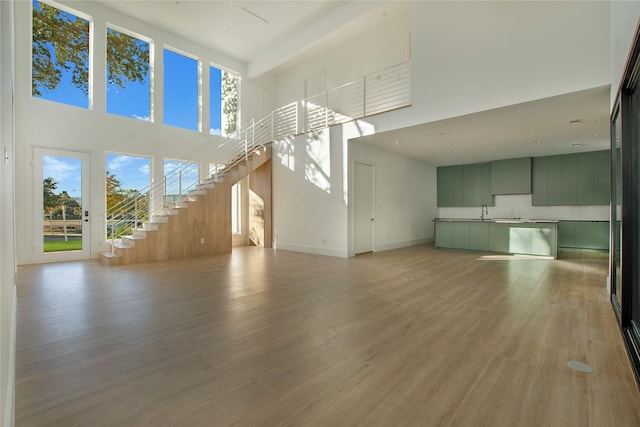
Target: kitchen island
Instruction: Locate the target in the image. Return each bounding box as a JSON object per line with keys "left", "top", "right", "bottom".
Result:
{"left": 434, "top": 218, "right": 558, "bottom": 258}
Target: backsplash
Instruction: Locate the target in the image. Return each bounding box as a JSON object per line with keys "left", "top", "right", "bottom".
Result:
{"left": 437, "top": 194, "right": 610, "bottom": 221}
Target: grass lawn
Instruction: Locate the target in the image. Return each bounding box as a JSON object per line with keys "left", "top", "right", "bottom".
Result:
{"left": 44, "top": 240, "right": 82, "bottom": 252}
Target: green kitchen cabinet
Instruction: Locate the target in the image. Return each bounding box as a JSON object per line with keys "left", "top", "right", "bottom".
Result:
{"left": 508, "top": 225, "right": 532, "bottom": 255}
{"left": 452, "top": 222, "right": 470, "bottom": 249}
{"left": 561, "top": 154, "right": 578, "bottom": 205}
{"left": 437, "top": 166, "right": 464, "bottom": 207}
{"left": 533, "top": 151, "right": 610, "bottom": 206}
{"left": 530, "top": 226, "right": 556, "bottom": 256}
{"left": 489, "top": 223, "right": 510, "bottom": 253}
{"left": 435, "top": 221, "right": 453, "bottom": 248}
{"left": 437, "top": 163, "right": 493, "bottom": 207}
{"left": 437, "top": 220, "right": 557, "bottom": 258}
{"left": 491, "top": 157, "right": 531, "bottom": 195}
{"left": 593, "top": 150, "right": 611, "bottom": 205}
{"left": 558, "top": 221, "right": 609, "bottom": 250}
{"left": 480, "top": 163, "right": 494, "bottom": 205}
{"left": 577, "top": 152, "right": 595, "bottom": 205}
{"left": 558, "top": 222, "right": 577, "bottom": 247}
{"left": 532, "top": 156, "right": 547, "bottom": 206}
{"left": 469, "top": 222, "right": 489, "bottom": 251}
{"left": 463, "top": 164, "right": 482, "bottom": 206}
{"left": 533, "top": 155, "right": 563, "bottom": 206}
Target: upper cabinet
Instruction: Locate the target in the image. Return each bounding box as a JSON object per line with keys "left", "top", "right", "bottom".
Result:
{"left": 532, "top": 150, "right": 610, "bottom": 206}
{"left": 490, "top": 157, "right": 531, "bottom": 195}
{"left": 437, "top": 150, "right": 610, "bottom": 207}
{"left": 437, "top": 162, "right": 493, "bottom": 207}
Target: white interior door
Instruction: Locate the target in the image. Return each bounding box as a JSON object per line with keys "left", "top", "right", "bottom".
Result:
{"left": 34, "top": 148, "right": 91, "bottom": 262}
{"left": 354, "top": 162, "right": 374, "bottom": 254}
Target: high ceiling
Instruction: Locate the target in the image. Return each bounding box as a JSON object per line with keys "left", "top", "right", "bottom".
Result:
{"left": 94, "top": 0, "right": 402, "bottom": 78}
{"left": 352, "top": 86, "right": 612, "bottom": 166}
{"left": 93, "top": 0, "right": 612, "bottom": 166}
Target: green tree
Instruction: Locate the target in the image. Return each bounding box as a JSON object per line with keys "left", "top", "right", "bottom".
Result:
{"left": 106, "top": 172, "right": 125, "bottom": 210}
{"left": 222, "top": 71, "right": 239, "bottom": 135}
{"left": 56, "top": 190, "right": 80, "bottom": 219}
{"left": 43, "top": 177, "right": 59, "bottom": 213}
{"left": 32, "top": 1, "right": 149, "bottom": 96}
{"left": 106, "top": 28, "right": 150, "bottom": 90}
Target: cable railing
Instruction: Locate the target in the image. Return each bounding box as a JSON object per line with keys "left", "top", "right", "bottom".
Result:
{"left": 105, "top": 61, "right": 411, "bottom": 252}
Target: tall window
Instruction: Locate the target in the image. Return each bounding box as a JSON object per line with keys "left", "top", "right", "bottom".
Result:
{"left": 163, "top": 160, "right": 199, "bottom": 205}
{"left": 105, "top": 153, "right": 151, "bottom": 196}
{"left": 164, "top": 48, "right": 199, "bottom": 131}
{"left": 106, "top": 26, "right": 151, "bottom": 121}
{"left": 231, "top": 182, "right": 241, "bottom": 234}
{"left": 32, "top": 0, "right": 91, "bottom": 108}
{"left": 210, "top": 65, "right": 239, "bottom": 136}
{"left": 105, "top": 154, "right": 151, "bottom": 237}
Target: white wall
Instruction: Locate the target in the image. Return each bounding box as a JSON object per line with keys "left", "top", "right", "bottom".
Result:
{"left": 0, "top": 1, "right": 16, "bottom": 425}
{"left": 438, "top": 194, "right": 610, "bottom": 222}
{"left": 290, "top": 1, "right": 611, "bottom": 136}
{"left": 273, "top": 119, "right": 436, "bottom": 258}
{"left": 273, "top": 11, "right": 410, "bottom": 107}
{"left": 349, "top": 141, "right": 437, "bottom": 255}
{"left": 610, "top": 1, "right": 640, "bottom": 106}
{"left": 273, "top": 126, "right": 350, "bottom": 257}
{"left": 13, "top": 0, "right": 272, "bottom": 264}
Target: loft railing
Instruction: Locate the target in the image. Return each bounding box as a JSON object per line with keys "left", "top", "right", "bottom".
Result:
{"left": 105, "top": 61, "right": 411, "bottom": 251}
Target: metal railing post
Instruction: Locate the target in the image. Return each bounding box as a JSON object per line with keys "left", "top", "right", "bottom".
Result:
{"left": 134, "top": 194, "right": 138, "bottom": 232}
{"left": 110, "top": 215, "right": 115, "bottom": 255}
{"left": 363, "top": 76, "right": 367, "bottom": 117}
{"left": 325, "top": 92, "right": 329, "bottom": 128}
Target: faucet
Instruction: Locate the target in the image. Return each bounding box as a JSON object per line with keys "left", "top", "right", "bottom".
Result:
{"left": 481, "top": 204, "right": 488, "bottom": 221}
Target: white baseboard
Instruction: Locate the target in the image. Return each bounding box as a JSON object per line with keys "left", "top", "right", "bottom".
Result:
{"left": 274, "top": 242, "right": 349, "bottom": 258}
{"left": 3, "top": 285, "right": 16, "bottom": 427}
{"left": 374, "top": 237, "right": 433, "bottom": 253}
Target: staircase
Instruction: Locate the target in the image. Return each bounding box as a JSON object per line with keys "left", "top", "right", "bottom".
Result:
{"left": 97, "top": 62, "right": 410, "bottom": 266}
{"left": 99, "top": 147, "right": 271, "bottom": 266}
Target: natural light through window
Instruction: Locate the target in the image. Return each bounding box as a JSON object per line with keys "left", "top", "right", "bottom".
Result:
{"left": 164, "top": 48, "right": 199, "bottom": 131}
{"left": 210, "top": 65, "right": 239, "bottom": 136}
{"left": 275, "top": 138, "right": 295, "bottom": 172}
{"left": 106, "top": 25, "right": 151, "bottom": 121}
{"left": 304, "top": 129, "right": 331, "bottom": 193}
{"left": 106, "top": 153, "right": 151, "bottom": 194}
{"left": 164, "top": 160, "right": 199, "bottom": 204}
{"left": 32, "top": 0, "right": 91, "bottom": 108}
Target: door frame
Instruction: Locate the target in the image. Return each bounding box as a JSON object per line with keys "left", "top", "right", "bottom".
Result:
{"left": 33, "top": 147, "right": 91, "bottom": 263}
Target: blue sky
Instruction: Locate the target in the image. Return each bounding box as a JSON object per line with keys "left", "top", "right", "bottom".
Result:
{"left": 106, "top": 154, "right": 151, "bottom": 191}
{"left": 34, "top": 0, "right": 229, "bottom": 194}
{"left": 43, "top": 156, "right": 82, "bottom": 197}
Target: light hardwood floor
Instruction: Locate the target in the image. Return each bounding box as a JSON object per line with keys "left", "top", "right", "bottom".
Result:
{"left": 15, "top": 245, "right": 640, "bottom": 426}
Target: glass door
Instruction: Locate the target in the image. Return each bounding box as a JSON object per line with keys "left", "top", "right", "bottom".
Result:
{"left": 34, "top": 148, "right": 91, "bottom": 262}
{"left": 611, "top": 103, "right": 623, "bottom": 315}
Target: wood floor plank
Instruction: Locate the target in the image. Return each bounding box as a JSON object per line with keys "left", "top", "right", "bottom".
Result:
{"left": 14, "top": 245, "right": 640, "bottom": 426}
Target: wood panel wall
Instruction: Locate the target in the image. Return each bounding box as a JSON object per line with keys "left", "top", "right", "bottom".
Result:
{"left": 249, "top": 159, "right": 272, "bottom": 248}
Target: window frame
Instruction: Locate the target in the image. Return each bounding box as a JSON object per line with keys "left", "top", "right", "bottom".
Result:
{"left": 105, "top": 22, "right": 154, "bottom": 122}
{"left": 31, "top": 0, "right": 95, "bottom": 109}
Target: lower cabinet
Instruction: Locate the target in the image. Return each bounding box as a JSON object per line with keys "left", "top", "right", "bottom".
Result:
{"left": 469, "top": 222, "right": 489, "bottom": 251}
{"left": 436, "top": 221, "right": 557, "bottom": 258}
{"left": 558, "top": 221, "right": 609, "bottom": 250}
{"left": 452, "top": 222, "right": 470, "bottom": 249}
{"left": 488, "top": 223, "right": 510, "bottom": 253}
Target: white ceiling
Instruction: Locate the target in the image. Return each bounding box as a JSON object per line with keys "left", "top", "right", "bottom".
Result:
{"left": 96, "top": 1, "right": 337, "bottom": 60}
{"left": 93, "top": 0, "right": 612, "bottom": 166}
{"left": 352, "top": 86, "right": 612, "bottom": 166}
